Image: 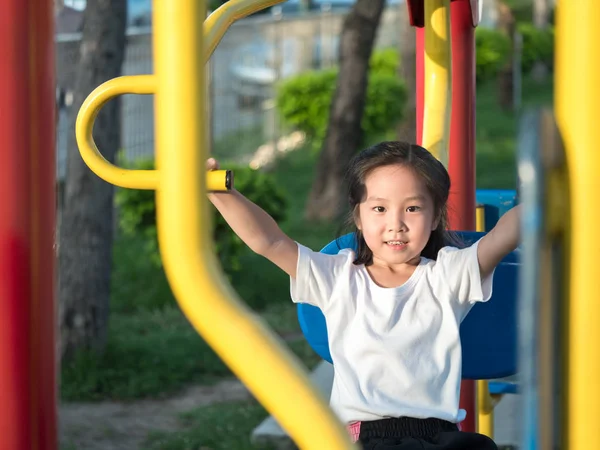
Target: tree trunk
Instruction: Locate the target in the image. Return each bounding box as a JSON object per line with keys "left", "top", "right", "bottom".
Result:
{"left": 496, "top": 1, "right": 515, "bottom": 112}
{"left": 532, "top": 0, "right": 550, "bottom": 81}
{"left": 58, "top": 0, "right": 127, "bottom": 362}
{"left": 396, "top": 18, "right": 416, "bottom": 143}
{"left": 304, "top": 0, "right": 386, "bottom": 221}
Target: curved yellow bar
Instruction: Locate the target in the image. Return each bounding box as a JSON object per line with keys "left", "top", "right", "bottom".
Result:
{"left": 204, "top": 0, "right": 286, "bottom": 61}
{"left": 75, "top": 75, "right": 231, "bottom": 191}
{"left": 555, "top": 1, "right": 600, "bottom": 448}
{"left": 75, "top": 75, "right": 159, "bottom": 189}
{"left": 421, "top": 0, "right": 452, "bottom": 164}
{"left": 153, "top": 0, "right": 355, "bottom": 448}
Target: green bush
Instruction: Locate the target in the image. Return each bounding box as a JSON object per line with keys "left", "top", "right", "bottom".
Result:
{"left": 369, "top": 47, "right": 400, "bottom": 77}
{"left": 276, "top": 69, "right": 337, "bottom": 147}
{"left": 517, "top": 23, "right": 554, "bottom": 73}
{"left": 475, "top": 27, "right": 511, "bottom": 82}
{"left": 115, "top": 159, "right": 288, "bottom": 280}
{"left": 276, "top": 49, "right": 407, "bottom": 149}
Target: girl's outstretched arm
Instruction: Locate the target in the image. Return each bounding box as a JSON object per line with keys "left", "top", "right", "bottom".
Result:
{"left": 477, "top": 204, "right": 522, "bottom": 279}
{"left": 206, "top": 159, "right": 298, "bottom": 278}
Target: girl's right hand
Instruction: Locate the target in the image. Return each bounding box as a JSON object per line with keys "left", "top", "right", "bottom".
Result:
{"left": 206, "top": 158, "right": 219, "bottom": 171}
{"left": 205, "top": 155, "right": 298, "bottom": 277}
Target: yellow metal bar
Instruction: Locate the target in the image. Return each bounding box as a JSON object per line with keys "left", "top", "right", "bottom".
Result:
{"left": 204, "top": 0, "right": 286, "bottom": 61}
{"left": 75, "top": 0, "right": 281, "bottom": 191}
{"left": 75, "top": 75, "right": 230, "bottom": 190}
{"left": 421, "top": 0, "right": 452, "bottom": 163}
{"left": 152, "top": 0, "right": 355, "bottom": 448}
{"left": 76, "top": 75, "right": 159, "bottom": 189}
{"left": 475, "top": 205, "right": 485, "bottom": 232}
{"left": 477, "top": 380, "right": 494, "bottom": 438}
{"left": 475, "top": 204, "right": 495, "bottom": 438}
{"left": 555, "top": 1, "right": 600, "bottom": 448}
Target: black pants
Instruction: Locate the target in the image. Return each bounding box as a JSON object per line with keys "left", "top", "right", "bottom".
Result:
{"left": 359, "top": 417, "right": 498, "bottom": 450}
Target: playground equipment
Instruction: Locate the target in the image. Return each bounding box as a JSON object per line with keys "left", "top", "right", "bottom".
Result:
{"left": 77, "top": 1, "right": 356, "bottom": 448}
{"left": 1, "top": 0, "right": 599, "bottom": 449}
{"left": 0, "top": 1, "right": 57, "bottom": 448}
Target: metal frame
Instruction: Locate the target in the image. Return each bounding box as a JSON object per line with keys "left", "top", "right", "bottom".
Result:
{"left": 0, "top": 1, "right": 57, "bottom": 449}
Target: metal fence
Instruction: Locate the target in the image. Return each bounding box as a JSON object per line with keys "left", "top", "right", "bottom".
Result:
{"left": 55, "top": 4, "right": 407, "bottom": 179}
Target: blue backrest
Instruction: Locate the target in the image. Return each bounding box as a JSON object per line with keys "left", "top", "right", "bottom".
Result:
{"left": 296, "top": 231, "right": 519, "bottom": 380}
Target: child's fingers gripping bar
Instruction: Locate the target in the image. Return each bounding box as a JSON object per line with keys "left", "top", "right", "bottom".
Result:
{"left": 207, "top": 169, "right": 233, "bottom": 192}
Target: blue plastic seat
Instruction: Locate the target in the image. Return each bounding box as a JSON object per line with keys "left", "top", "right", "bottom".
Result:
{"left": 296, "top": 231, "right": 520, "bottom": 380}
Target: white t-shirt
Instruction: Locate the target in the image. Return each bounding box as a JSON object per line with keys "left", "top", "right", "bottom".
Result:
{"left": 290, "top": 240, "right": 494, "bottom": 425}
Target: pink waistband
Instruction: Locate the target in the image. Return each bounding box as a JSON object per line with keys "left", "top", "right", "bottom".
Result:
{"left": 346, "top": 421, "right": 361, "bottom": 443}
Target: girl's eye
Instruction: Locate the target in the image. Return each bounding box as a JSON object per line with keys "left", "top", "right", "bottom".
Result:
{"left": 407, "top": 206, "right": 421, "bottom": 212}
{"left": 373, "top": 206, "right": 386, "bottom": 213}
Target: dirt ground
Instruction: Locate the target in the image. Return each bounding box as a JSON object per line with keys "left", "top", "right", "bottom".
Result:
{"left": 59, "top": 379, "right": 251, "bottom": 450}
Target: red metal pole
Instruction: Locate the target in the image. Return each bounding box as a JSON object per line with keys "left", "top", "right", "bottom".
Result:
{"left": 0, "top": 0, "right": 57, "bottom": 448}
{"left": 448, "top": 0, "right": 476, "bottom": 232}
{"left": 449, "top": 0, "right": 477, "bottom": 433}
{"left": 416, "top": 27, "right": 425, "bottom": 145}
{"left": 414, "top": 0, "right": 478, "bottom": 433}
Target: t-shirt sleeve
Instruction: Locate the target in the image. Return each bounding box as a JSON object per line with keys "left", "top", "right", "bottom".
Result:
{"left": 434, "top": 239, "right": 495, "bottom": 306}
{"left": 290, "top": 243, "right": 354, "bottom": 309}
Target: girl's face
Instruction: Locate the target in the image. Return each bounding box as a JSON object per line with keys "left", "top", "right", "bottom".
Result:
{"left": 355, "top": 164, "right": 438, "bottom": 268}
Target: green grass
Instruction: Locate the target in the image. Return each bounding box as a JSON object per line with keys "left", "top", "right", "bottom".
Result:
{"left": 144, "top": 399, "right": 276, "bottom": 450}
{"left": 61, "top": 307, "right": 225, "bottom": 401}
{"left": 61, "top": 302, "right": 318, "bottom": 401}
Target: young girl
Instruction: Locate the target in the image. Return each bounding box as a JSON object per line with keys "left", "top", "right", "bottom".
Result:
{"left": 208, "top": 141, "right": 520, "bottom": 450}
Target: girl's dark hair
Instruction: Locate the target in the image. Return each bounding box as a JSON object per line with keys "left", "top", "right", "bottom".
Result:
{"left": 341, "top": 141, "right": 458, "bottom": 266}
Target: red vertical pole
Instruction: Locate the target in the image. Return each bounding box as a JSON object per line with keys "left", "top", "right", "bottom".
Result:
{"left": 415, "top": 1, "right": 477, "bottom": 226}
{"left": 449, "top": 0, "right": 477, "bottom": 433}
{"left": 416, "top": 27, "right": 425, "bottom": 146}
{"left": 448, "top": 0, "right": 476, "bottom": 232}
{"left": 414, "top": 0, "right": 478, "bottom": 433}
{"left": 0, "top": 0, "right": 57, "bottom": 449}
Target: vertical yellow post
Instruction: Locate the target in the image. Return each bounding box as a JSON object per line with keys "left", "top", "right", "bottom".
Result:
{"left": 151, "top": 0, "right": 355, "bottom": 448}
{"left": 477, "top": 381, "right": 494, "bottom": 438}
{"left": 475, "top": 205, "right": 494, "bottom": 439}
{"left": 422, "top": 0, "right": 452, "bottom": 164}
{"left": 475, "top": 205, "right": 485, "bottom": 232}
{"left": 555, "top": 1, "right": 600, "bottom": 448}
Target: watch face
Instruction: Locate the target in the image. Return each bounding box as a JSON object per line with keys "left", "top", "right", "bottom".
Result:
{"left": 470, "top": 0, "right": 481, "bottom": 26}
